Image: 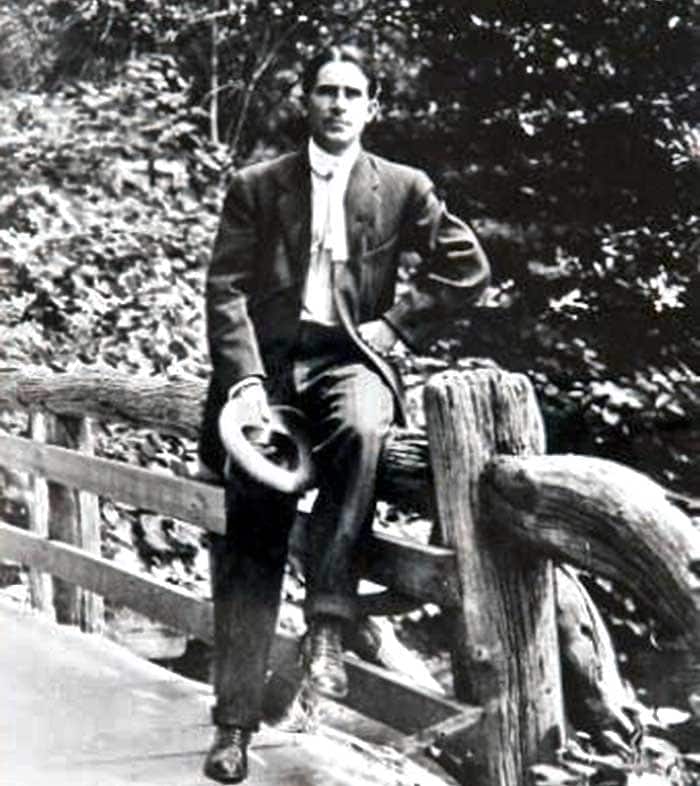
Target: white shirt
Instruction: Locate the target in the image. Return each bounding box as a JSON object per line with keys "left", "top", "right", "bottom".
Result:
{"left": 301, "top": 138, "right": 360, "bottom": 325}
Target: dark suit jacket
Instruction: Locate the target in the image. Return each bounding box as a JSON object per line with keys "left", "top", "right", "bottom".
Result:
{"left": 199, "top": 148, "right": 490, "bottom": 472}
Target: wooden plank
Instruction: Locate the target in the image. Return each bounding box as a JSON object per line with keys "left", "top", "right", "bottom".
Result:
{"left": 49, "top": 416, "right": 83, "bottom": 625}
{"left": 0, "top": 433, "right": 227, "bottom": 534}
{"left": 2, "top": 596, "right": 453, "bottom": 786}
{"left": 0, "top": 521, "right": 213, "bottom": 641}
{"left": 0, "top": 366, "right": 435, "bottom": 516}
{"left": 291, "top": 512, "right": 459, "bottom": 607}
{"left": 361, "top": 530, "right": 461, "bottom": 608}
{"left": 0, "top": 434, "right": 458, "bottom": 605}
{"left": 398, "top": 709, "right": 485, "bottom": 755}
{"left": 0, "top": 521, "right": 475, "bottom": 735}
{"left": 269, "top": 634, "right": 475, "bottom": 736}
{"left": 26, "top": 412, "right": 54, "bottom": 618}
{"left": 343, "top": 657, "right": 479, "bottom": 735}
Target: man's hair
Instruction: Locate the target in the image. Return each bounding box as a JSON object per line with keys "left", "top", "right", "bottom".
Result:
{"left": 301, "top": 44, "right": 379, "bottom": 98}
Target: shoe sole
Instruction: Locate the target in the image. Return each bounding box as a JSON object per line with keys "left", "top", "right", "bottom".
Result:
{"left": 203, "top": 765, "right": 247, "bottom": 785}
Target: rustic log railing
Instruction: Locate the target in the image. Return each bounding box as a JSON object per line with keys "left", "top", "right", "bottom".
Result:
{"left": 1, "top": 364, "right": 700, "bottom": 786}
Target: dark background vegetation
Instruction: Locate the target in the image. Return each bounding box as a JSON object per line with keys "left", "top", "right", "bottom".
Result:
{"left": 2, "top": 0, "right": 699, "bottom": 494}
{"left": 1, "top": 1, "right": 699, "bottom": 781}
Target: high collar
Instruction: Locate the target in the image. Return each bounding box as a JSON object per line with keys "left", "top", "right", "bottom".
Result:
{"left": 307, "top": 138, "right": 361, "bottom": 179}
{"left": 273, "top": 145, "right": 377, "bottom": 194}
{"left": 274, "top": 146, "right": 380, "bottom": 268}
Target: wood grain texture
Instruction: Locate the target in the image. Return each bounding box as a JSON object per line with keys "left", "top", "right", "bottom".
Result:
{"left": 0, "top": 520, "right": 213, "bottom": 640}
{"left": 424, "top": 369, "right": 564, "bottom": 786}
{"left": 26, "top": 411, "right": 54, "bottom": 618}
{"left": 0, "top": 433, "right": 228, "bottom": 533}
{"left": 0, "top": 520, "right": 476, "bottom": 736}
{"left": 74, "top": 416, "right": 105, "bottom": 632}
{"left": 0, "top": 365, "right": 205, "bottom": 439}
{"left": 556, "top": 565, "right": 638, "bottom": 737}
{"left": 0, "top": 433, "right": 458, "bottom": 607}
{"left": 0, "top": 366, "right": 433, "bottom": 514}
{"left": 483, "top": 453, "right": 700, "bottom": 641}
{"left": 2, "top": 600, "right": 461, "bottom": 786}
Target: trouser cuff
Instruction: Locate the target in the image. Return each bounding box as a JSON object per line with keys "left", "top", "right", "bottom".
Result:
{"left": 305, "top": 594, "right": 356, "bottom": 623}
{"left": 211, "top": 704, "right": 260, "bottom": 732}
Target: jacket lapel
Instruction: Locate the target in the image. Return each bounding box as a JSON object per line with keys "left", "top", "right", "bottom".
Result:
{"left": 275, "top": 151, "right": 311, "bottom": 277}
{"left": 345, "top": 151, "right": 380, "bottom": 258}
{"left": 274, "top": 147, "right": 380, "bottom": 272}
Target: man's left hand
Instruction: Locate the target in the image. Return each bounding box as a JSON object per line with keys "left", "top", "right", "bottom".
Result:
{"left": 357, "top": 319, "right": 399, "bottom": 357}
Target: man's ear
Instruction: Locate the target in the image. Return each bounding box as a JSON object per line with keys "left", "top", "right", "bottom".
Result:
{"left": 367, "top": 97, "right": 380, "bottom": 123}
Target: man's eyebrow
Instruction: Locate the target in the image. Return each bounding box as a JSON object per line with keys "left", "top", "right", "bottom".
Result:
{"left": 314, "top": 83, "right": 365, "bottom": 95}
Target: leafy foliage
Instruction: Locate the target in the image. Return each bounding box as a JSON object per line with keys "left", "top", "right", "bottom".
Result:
{"left": 1, "top": 8, "right": 700, "bottom": 777}
{"left": 1, "top": 0, "right": 698, "bottom": 572}
{"left": 1, "top": 0, "right": 697, "bottom": 545}
{"left": 0, "top": 55, "right": 220, "bottom": 377}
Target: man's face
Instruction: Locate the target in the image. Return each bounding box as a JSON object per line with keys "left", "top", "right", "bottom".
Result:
{"left": 306, "top": 60, "right": 377, "bottom": 154}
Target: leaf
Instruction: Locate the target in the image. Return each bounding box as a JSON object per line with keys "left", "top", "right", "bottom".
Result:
{"left": 640, "top": 735, "right": 680, "bottom": 758}
{"left": 689, "top": 692, "right": 700, "bottom": 718}
{"left": 101, "top": 500, "right": 120, "bottom": 526}
{"left": 625, "top": 774, "right": 673, "bottom": 785}
{"left": 651, "top": 707, "right": 691, "bottom": 727}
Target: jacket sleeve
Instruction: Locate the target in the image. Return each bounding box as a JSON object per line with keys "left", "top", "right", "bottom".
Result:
{"left": 382, "top": 171, "right": 491, "bottom": 352}
{"left": 205, "top": 174, "right": 266, "bottom": 391}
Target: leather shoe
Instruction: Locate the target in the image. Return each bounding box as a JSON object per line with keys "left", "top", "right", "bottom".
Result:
{"left": 203, "top": 725, "right": 250, "bottom": 784}
{"left": 305, "top": 619, "right": 348, "bottom": 700}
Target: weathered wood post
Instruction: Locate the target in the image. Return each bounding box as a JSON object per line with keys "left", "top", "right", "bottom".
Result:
{"left": 424, "top": 369, "right": 565, "bottom": 785}
{"left": 48, "top": 414, "right": 104, "bottom": 631}
{"left": 27, "top": 411, "right": 55, "bottom": 618}
{"left": 74, "top": 416, "right": 104, "bottom": 632}
{"left": 483, "top": 454, "right": 700, "bottom": 642}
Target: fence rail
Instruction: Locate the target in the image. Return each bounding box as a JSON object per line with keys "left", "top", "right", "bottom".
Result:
{"left": 0, "top": 365, "right": 482, "bottom": 767}
{"left": 3, "top": 364, "right": 700, "bottom": 786}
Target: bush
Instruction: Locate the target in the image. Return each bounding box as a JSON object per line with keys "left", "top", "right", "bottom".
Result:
{"left": 0, "top": 54, "right": 229, "bottom": 377}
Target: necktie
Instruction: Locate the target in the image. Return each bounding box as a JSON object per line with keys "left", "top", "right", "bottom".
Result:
{"left": 302, "top": 166, "right": 338, "bottom": 324}
{"left": 310, "top": 165, "right": 335, "bottom": 254}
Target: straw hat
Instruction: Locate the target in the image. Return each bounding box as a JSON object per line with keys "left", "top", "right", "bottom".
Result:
{"left": 218, "top": 399, "right": 315, "bottom": 495}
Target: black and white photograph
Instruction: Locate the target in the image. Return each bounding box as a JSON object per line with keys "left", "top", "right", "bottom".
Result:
{"left": 1, "top": 2, "right": 699, "bottom": 784}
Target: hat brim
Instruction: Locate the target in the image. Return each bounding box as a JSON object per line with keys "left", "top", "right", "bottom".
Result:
{"left": 218, "top": 401, "right": 315, "bottom": 495}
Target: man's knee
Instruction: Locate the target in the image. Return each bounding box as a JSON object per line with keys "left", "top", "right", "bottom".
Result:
{"left": 339, "top": 395, "right": 393, "bottom": 452}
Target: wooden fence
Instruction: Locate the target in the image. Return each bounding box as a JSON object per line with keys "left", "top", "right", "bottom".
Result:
{"left": 2, "top": 365, "right": 700, "bottom": 786}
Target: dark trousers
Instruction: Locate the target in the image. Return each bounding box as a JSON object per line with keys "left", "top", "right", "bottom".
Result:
{"left": 209, "top": 325, "right": 395, "bottom": 729}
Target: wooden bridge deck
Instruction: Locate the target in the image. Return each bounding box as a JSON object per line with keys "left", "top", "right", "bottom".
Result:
{"left": 0, "top": 598, "right": 449, "bottom": 786}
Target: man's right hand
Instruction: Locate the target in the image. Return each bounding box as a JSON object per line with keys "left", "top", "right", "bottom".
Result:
{"left": 229, "top": 377, "right": 272, "bottom": 428}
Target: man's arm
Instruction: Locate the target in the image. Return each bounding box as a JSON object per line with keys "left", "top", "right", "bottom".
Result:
{"left": 206, "top": 174, "right": 267, "bottom": 392}
{"left": 382, "top": 171, "right": 491, "bottom": 352}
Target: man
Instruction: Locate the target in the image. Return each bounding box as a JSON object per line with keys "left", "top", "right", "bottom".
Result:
{"left": 199, "top": 44, "right": 490, "bottom": 783}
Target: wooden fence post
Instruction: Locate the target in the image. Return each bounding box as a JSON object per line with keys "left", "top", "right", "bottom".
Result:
{"left": 27, "top": 411, "right": 55, "bottom": 619}
{"left": 75, "top": 417, "right": 104, "bottom": 632}
{"left": 424, "top": 369, "right": 565, "bottom": 786}
{"left": 50, "top": 415, "right": 104, "bottom": 631}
